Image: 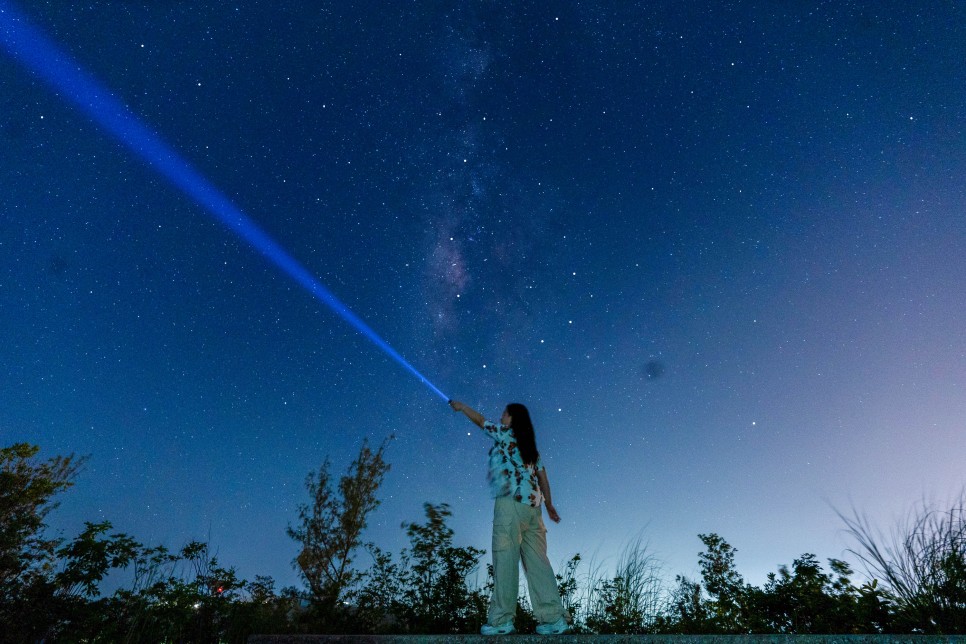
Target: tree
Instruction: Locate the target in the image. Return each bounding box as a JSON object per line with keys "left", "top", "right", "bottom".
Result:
{"left": 354, "top": 544, "right": 406, "bottom": 633}
{"left": 1, "top": 443, "right": 84, "bottom": 640}
{"left": 1, "top": 442, "right": 292, "bottom": 642}
{"left": 393, "top": 503, "right": 487, "bottom": 633}
{"left": 288, "top": 436, "right": 392, "bottom": 615}
{"left": 352, "top": 503, "right": 491, "bottom": 634}
{"left": 752, "top": 554, "right": 870, "bottom": 633}
{"left": 54, "top": 521, "right": 142, "bottom": 600}
{"left": 697, "top": 533, "right": 747, "bottom": 632}
{"left": 652, "top": 535, "right": 747, "bottom": 634}
{"left": 656, "top": 535, "right": 893, "bottom": 635}
{"left": 0, "top": 445, "right": 156, "bottom": 642}
{"left": 656, "top": 574, "right": 714, "bottom": 633}
{"left": 0, "top": 443, "right": 84, "bottom": 600}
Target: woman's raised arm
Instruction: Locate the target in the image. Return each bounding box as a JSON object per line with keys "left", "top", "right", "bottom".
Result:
{"left": 449, "top": 399, "right": 486, "bottom": 428}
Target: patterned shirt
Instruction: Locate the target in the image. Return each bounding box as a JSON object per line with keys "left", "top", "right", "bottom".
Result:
{"left": 482, "top": 420, "right": 545, "bottom": 507}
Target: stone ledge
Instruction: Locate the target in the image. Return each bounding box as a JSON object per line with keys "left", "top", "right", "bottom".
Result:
{"left": 248, "top": 636, "right": 964, "bottom": 644}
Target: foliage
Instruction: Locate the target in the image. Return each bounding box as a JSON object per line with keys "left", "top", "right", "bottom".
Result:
{"left": 0, "top": 443, "right": 84, "bottom": 602}
{"left": 68, "top": 539, "right": 295, "bottom": 643}
{"left": 9, "top": 439, "right": 966, "bottom": 636}
{"left": 749, "top": 554, "right": 890, "bottom": 633}
{"left": 287, "top": 436, "right": 391, "bottom": 616}
{"left": 514, "top": 592, "right": 538, "bottom": 633}
{"left": 583, "top": 537, "right": 664, "bottom": 633}
{"left": 0, "top": 443, "right": 295, "bottom": 643}
{"left": 655, "top": 533, "right": 892, "bottom": 635}
{"left": 353, "top": 544, "right": 407, "bottom": 632}
{"left": 0, "top": 443, "right": 95, "bottom": 642}
{"left": 841, "top": 493, "right": 966, "bottom": 633}
{"left": 657, "top": 574, "right": 715, "bottom": 633}
{"left": 356, "top": 502, "right": 488, "bottom": 633}
{"left": 555, "top": 553, "right": 582, "bottom": 624}
{"left": 398, "top": 503, "right": 487, "bottom": 632}
{"left": 696, "top": 532, "right": 747, "bottom": 632}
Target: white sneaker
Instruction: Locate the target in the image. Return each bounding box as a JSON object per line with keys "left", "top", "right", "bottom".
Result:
{"left": 481, "top": 621, "right": 515, "bottom": 635}
{"left": 536, "top": 617, "right": 569, "bottom": 635}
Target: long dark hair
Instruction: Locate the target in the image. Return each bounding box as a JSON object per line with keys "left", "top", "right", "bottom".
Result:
{"left": 506, "top": 403, "right": 539, "bottom": 467}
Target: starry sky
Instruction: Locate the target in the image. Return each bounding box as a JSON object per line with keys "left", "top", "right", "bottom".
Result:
{"left": 2, "top": 1, "right": 965, "bottom": 592}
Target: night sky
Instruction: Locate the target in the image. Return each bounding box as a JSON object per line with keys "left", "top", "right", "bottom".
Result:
{"left": 3, "top": 1, "right": 965, "bottom": 592}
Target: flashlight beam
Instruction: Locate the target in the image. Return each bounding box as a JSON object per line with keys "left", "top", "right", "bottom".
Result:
{"left": 0, "top": 1, "right": 449, "bottom": 402}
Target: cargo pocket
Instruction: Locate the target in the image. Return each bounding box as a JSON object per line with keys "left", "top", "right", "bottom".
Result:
{"left": 492, "top": 498, "right": 518, "bottom": 552}
{"left": 492, "top": 519, "right": 515, "bottom": 552}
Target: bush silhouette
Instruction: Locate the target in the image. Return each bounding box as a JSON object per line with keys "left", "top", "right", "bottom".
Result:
{"left": 7, "top": 440, "right": 966, "bottom": 637}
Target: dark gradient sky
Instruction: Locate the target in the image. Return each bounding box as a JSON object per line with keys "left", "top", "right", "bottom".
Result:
{"left": 3, "top": 1, "right": 964, "bottom": 591}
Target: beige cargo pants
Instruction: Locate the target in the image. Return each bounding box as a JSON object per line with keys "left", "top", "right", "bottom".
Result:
{"left": 487, "top": 495, "right": 569, "bottom": 627}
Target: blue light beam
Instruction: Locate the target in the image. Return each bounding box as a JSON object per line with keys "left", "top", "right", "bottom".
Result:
{"left": 0, "top": 1, "right": 450, "bottom": 403}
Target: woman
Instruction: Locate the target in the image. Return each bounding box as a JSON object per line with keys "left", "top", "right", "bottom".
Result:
{"left": 449, "top": 399, "right": 570, "bottom": 636}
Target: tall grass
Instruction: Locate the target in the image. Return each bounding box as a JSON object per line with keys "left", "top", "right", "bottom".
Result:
{"left": 552, "top": 535, "right": 666, "bottom": 633}
{"left": 839, "top": 490, "right": 966, "bottom": 633}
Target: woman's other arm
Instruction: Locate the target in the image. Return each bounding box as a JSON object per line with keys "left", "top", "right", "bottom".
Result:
{"left": 536, "top": 469, "right": 560, "bottom": 523}
{"left": 449, "top": 400, "right": 485, "bottom": 428}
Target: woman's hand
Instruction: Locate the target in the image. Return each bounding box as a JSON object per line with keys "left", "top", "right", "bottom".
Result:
{"left": 450, "top": 400, "right": 485, "bottom": 428}
{"left": 545, "top": 503, "right": 561, "bottom": 523}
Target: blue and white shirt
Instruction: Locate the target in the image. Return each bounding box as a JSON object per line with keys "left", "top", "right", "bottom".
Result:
{"left": 481, "top": 420, "right": 545, "bottom": 507}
